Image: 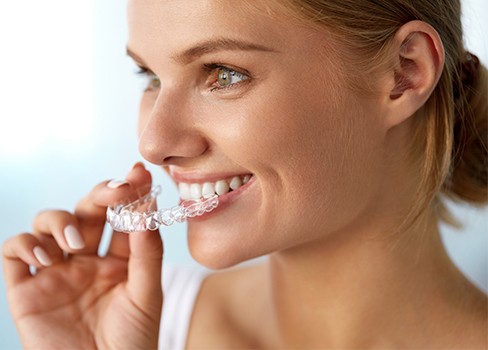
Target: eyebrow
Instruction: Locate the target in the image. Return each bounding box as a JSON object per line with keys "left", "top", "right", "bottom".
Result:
{"left": 126, "top": 47, "right": 147, "bottom": 66}
{"left": 127, "top": 38, "right": 277, "bottom": 66}
{"left": 172, "top": 38, "right": 277, "bottom": 64}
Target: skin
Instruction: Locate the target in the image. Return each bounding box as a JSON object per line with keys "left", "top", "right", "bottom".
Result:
{"left": 2, "top": 0, "right": 487, "bottom": 349}
{"left": 132, "top": 0, "right": 388, "bottom": 269}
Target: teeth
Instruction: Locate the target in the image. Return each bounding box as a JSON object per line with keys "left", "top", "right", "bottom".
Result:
{"left": 178, "top": 183, "right": 191, "bottom": 200}
{"left": 202, "top": 182, "right": 215, "bottom": 196}
{"left": 190, "top": 183, "right": 202, "bottom": 200}
{"left": 215, "top": 180, "right": 230, "bottom": 195}
{"left": 178, "top": 175, "right": 252, "bottom": 199}
{"left": 229, "top": 176, "right": 242, "bottom": 190}
{"left": 243, "top": 175, "right": 251, "bottom": 184}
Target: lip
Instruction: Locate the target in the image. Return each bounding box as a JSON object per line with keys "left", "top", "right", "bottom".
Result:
{"left": 182, "top": 175, "right": 256, "bottom": 222}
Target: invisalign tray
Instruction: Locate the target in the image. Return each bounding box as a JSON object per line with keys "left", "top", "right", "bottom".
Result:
{"left": 106, "top": 186, "right": 219, "bottom": 233}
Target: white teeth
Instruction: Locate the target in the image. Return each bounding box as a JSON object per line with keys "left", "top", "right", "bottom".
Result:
{"left": 215, "top": 180, "right": 230, "bottom": 195}
{"left": 242, "top": 175, "right": 251, "bottom": 184}
{"left": 229, "top": 176, "right": 242, "bottom": 190}
{"left": 202, "top": 182, "right": 215, "bottom": 197}
{"left": 178, "top": 175, "right": 252, "bottom": 199}
{"left": 190, "top": 183, "right": 202, "bottom": 200}
{"left": 179, "top": 183, "right": 191, "bottom": 200}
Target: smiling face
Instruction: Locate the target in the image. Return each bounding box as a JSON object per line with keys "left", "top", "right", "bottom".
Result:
{"left": 127, "top": 0, "right": 391, "bottom": 268}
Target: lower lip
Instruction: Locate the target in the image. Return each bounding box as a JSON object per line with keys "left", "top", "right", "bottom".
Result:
{"left": 184, "top": 175, "right": 256, "bottom": 222}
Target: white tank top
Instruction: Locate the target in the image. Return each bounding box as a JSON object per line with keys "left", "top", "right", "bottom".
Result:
{"left": 159, "top": 266, "right": 210, "bottom": 350}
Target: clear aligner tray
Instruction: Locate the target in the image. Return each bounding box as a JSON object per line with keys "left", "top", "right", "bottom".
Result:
{"left": 106, "top": 185, "right": 218, "bottom": 233}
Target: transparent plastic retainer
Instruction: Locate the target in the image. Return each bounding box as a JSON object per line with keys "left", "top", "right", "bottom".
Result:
{"left": 106, "top": 185, "right": 218, "bottom": 233}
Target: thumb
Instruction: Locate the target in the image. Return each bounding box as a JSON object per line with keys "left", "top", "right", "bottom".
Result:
{"left": 127, "top": 229, "right": 164, "bottom": 316}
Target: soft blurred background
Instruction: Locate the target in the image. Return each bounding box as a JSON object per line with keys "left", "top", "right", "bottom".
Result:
{"left": 0, "top": 0, "right": 486, "bottom": 348}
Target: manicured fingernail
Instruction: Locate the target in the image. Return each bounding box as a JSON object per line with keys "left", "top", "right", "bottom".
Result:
{"left": 64, "top": 225, "right": 85, "bottom": 250}
{"left": 132, "top": 162, "right": 145, "bottom": 170}
{"left": 33, "top": 246, "right": 52, "bottom": 267}
{"left": 107, "top": 179, "right": 129, "bottom": 189}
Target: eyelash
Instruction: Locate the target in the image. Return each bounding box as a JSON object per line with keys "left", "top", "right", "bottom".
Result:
{"left": 136, "top": 66, "right": 149, "bottom": 75}
{"left": 203, "top": 63, "right": 250, "bottom": 92}
{"left": 135, "top": 66, "right": 160, "bottom": 91}
{"left": 134, "top": 64, "right": 250, "bottom": 92}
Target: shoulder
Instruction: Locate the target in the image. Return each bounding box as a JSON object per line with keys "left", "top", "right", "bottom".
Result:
{"left": 186, "top": 262, "right": 268, "bottom": 349}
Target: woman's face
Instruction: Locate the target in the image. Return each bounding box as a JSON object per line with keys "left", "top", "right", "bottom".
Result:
{"left": 128, "top": 0, "right": 389, "bottom": 268}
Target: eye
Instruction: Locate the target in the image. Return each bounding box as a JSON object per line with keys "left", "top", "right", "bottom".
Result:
{"left": 210, "top": 66, "right": 249, "bottom": 91}
{"left": 135, "top": 66, "right": 161, "bottom": 92}
{"left": 146, "top": 74, "right": 161, "bottom": 90}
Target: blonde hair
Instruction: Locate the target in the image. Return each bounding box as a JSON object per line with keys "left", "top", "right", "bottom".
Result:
{"left": 266, "top": 0, "right": 488, "bottom": 226}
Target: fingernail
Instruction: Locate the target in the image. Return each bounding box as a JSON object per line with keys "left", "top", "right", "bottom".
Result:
{"left": 33, "top": 246, "right": 52, "bottom": 267}
{"left": 132, "top": 162, "right": 145, "bottom": 170}
{"left": 64, "top": 225, "right": 85, "bottom": 250}
{"left": 107, "top": 179, "right": 129, "bottom": 189}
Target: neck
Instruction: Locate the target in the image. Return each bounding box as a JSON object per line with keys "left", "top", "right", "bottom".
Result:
{"left": 262, "top": 209, "right": 477, "bottom": 348}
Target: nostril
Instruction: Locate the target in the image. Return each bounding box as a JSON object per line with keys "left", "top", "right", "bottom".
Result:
{"left": 139, "top": 134, "right": 210, "bottom": 166}
{"left": 162, "top": 156, "right": 186, "bottom": 166}
{"left": 161, "top": 148, "right": 210, "bottom": 166}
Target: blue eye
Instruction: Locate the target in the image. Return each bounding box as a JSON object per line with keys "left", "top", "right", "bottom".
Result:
{"left": 214, "top": 67, "right": 248, "bottom": 90}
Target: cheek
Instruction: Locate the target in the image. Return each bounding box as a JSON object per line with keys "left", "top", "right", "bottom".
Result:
{"left": 214, "top": 82, "right": 385, "bottom": 236}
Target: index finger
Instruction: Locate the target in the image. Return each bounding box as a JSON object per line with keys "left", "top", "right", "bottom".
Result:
{"left": 74, "top": 162, "right": 152, "bottom": 223}
{"left": 73, "top": 163, "right": 153, "bottom": 254}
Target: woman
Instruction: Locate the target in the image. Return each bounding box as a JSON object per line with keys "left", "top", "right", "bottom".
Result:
{"left": 3, "top": 0, "right": 487, "bottom": 348}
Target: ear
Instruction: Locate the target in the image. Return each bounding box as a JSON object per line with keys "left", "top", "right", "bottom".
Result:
{"left": 383, "top": 20, "right": 445, "bottom": 129}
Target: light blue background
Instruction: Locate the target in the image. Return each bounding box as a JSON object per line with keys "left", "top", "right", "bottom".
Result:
{"left": 0, "top": 1, "right": 486, "bottom": 348}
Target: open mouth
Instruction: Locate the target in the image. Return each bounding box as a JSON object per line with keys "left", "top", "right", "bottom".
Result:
{"left": 178, "top": 174, "right": 253, "bottom": 200}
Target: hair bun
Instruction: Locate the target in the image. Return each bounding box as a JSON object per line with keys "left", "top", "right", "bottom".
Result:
{"left": 446, "top": 55, "right": 488, "bottom": 203}
{"left": 453, "top": 52, "right": 480, "bottom": 99}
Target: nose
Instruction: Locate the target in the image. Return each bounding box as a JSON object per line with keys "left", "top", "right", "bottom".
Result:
{"left": 138, "top": 90, "right": 208, "bottom": 165}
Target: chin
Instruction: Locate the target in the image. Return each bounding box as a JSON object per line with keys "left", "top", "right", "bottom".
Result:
{"left": 189, "top": 243, "right": 253, "bottom": 270}
{"left": 188, "top": 236, "right": 255, "bottom": 270}
{"left": 186, "top": 222, "right": 265, "bottom": 270}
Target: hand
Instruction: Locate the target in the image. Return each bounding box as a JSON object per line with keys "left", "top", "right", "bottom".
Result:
{"left": 2, "top": 163, "right": 164, "bottom": 349}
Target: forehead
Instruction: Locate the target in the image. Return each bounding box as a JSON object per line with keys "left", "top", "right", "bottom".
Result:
{"left": 127, "top": 0, "right": 314, "bottom": 59}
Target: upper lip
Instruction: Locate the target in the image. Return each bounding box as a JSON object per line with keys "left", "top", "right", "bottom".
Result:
{"left": 169, "top": 168, "right": 253, "bottom": 184}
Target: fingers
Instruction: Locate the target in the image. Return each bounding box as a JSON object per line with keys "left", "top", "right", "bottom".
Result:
{"left": 125, "top": 162, "right": 153, "bottom": 197}
{"left": 4, "top": 162, "right": 156, "bottom": 293}
{"left": 106, "top": 231, "right": 130, "bottom": 259}
{"left": 2, "top": 233, "right": 52, "bottom": 288}
{"left": 75, "top": 162, "right": 152, "bottom": 222}
{"left": 74, "top": 180, "right": 132, "bottom": 225}
{"left": 114, "top": 163, "right": 163, "bottom": 311}
{"left": 29, "top": 163, "right": 153, "bottom": 256}
{"left": 104, "top": 163, "right": 153, "bottom": 259}
{"left": 35, "top": 234, "right": 65, "bottom": 264}
{"left": 126, "top": 230, "right": 164, "bottom": 314}
{"left": 73, "top": 162, "right": 153, "bottom": 255}
{"left": 33, "top": 210, "right": 86, "bottom": 253}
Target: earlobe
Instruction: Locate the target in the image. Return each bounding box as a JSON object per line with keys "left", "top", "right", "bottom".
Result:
{"left": 384, "top": 20, "right": 445, "bottom": 129}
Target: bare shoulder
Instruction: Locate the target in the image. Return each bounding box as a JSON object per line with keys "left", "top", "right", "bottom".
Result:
{"left": 186, "top": 262, "right": 268, "bottom": 349}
